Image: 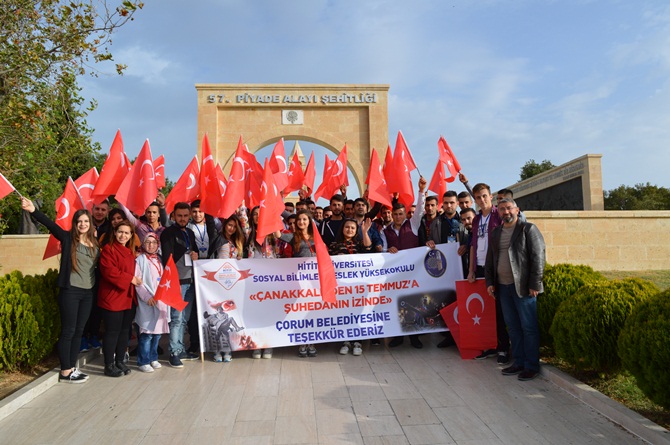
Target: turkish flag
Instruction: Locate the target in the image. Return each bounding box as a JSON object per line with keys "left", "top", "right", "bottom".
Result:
{"left": 240, "top": 145, "right": 264, "bottom": 210}
{"left": 427, "top": 161, "right": 447, "bottom": 200}
{"left": 154, "top": 255, "right": 187, "bottom": 311}
{"left": 269, "top": 138, "right": 289, "bottom": 192}
{"left": 153, "top": 155, "right": 166, "bottom": 189}
{"left": 220, "top": 137, "right": 248, "bottom": 218}
{"left": 256, "top": 158, "right": 285, "bottom": 245}
{"left": 303, "top": 151, "right": 316, "bottom": 196}
{"left": 438, "top": 136, "right": 461, "bottom": 181}
{"left": 165, "top": 156, "right": 200, "bottom": 215}
{"left": 313, "top": 154, "right": 334, "bottom": 202}
{"left": 332, "top": 144, "right": 348, "bottom": 186}
{"left": 382, "top": 145, "right": 394, "bottom": 185}
{"left": 366, "top": 149, "right": 392, "bottom": 207}
{"left": 74, "top": 167, "right": 99, "bottom": 211}
{"left": 0, "top": 172, "right": 17, "bottom": 200}
{"left": 312, "top": 221, "right": 337, "bottom": 303}
{"left": 456, "top": 279, "right": 497, "bottom": 351}
{"left": 213, "top": 163, "right": 229, "bottom": 216}
{"left": 115, "top": 140, "right": 157, "bottom": 217}
{"left": 440, "top": 301, "right": 480, "bottom": 360}
{"left": 44, "top": 177, "right": 86, "bottom": 260}
{"left": 92, "top": 129, "right": 127, "bottom": 202}
{"left": 199, "top": 134, "right": 224, "bottom": 216}
{"left": 284, "top": 149, "right": 305, "bottom": 194}
{"left": 391, "top": 131, "right": 417, "bottom": 209}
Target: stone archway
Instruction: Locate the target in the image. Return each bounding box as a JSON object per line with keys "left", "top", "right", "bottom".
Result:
{"left": 195, "top": 84, "right": 390, "bottom": 194}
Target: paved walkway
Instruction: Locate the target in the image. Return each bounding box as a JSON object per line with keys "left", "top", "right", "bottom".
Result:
{"left": 0, "top": 335, "right": 662, "bottom": 445}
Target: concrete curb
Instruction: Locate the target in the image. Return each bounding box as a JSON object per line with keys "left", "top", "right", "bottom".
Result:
{"left": 543, "top": 364, "right": 670, "bottom": 445}
{"left": 0, "top": 348, "right": 102, "bottom": 423}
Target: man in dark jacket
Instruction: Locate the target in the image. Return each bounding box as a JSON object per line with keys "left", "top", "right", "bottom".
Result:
{"left": 485, "top": 198, "right": 545, "bottom": 381}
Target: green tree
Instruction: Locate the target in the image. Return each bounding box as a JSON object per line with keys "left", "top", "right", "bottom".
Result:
{"left": 0, "top": 0, "right": 143, "bottom": 233}
{"left": 519, "top": 159, "right": 556, "bottom": 181}
{"left": 604, "top": 183, "right": 670, "bottom": 210}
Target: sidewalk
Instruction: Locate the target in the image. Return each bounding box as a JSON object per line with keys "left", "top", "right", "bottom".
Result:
{"left": 1, "top": 335, "right": 668, "bottom": 445}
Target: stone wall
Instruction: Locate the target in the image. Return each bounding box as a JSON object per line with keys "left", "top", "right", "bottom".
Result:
{"left": 2, "top": 211, "right": 669, "bottom": 275}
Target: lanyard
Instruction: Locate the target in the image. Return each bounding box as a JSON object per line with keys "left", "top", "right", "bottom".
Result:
{"left": 180, "top": 230, "right": 191, "bottom": 251}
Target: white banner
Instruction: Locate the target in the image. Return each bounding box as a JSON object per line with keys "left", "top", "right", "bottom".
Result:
{"left": 194, "top": 244, "right": 463, "bottom": 352}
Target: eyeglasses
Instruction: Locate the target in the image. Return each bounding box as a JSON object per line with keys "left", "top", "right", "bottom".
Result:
{"left": 144, "top": 240, "right": 158, "bottom": 245}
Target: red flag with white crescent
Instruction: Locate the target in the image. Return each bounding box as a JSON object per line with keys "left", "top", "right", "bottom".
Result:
{"left": 440, "top": 301, "right": 480, "bottom": 360}
{"left": 92, "top": 129, "right": 126, "bottom": 203}
{"left": 256, "top": 158, "right": 285, "bottom": 245}
{"left": 74, "top": 167, "right": 99, "bottom": 211}
{"left": 199, "top": 134, "right": 224, "bottom": 216}
{"left": 438, "top": 136, "right": 461, "bottom": 181}
{"left": 427, "top": 160, "right": 447, "bottom": 200}
{"left": 269, "top": 138, "right": 289, "bottom": 192}
{"left": 220, "top": 137, "right": 248, "bottom": 218}
{"left": 154, "top": 255, "right": 187, "bottom": 311}
{"left": 165, "top": 156, "right": 200, "bottom": 215}
{"left": 115, "top": 140, "right": 157, "bottom": 216}
{"left": 303, "top": 151, "right": 316, "bottom": 195}
{"left": 43, "top": 177, "right": 86, "bottom": 260}
{"left": 366, "top": 149, "right": 392, "bottom": 207}
{"left": 456, "top": 279, "right": 497, "bottom": 351}
{"left": 284, "top": 149, "right": 305, "bottom": 194}
{"left": 153, "top": 155, "right": 166, "bottom": 189}
{"left": 390, "top": 131, "right": 416, "bottom": 209}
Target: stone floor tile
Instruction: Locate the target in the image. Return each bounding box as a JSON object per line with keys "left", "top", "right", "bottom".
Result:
{"left": 235, "top": 395, "right": 277, "bottom": 421}
{"left": 356, "top": 414, "right": 404, "bottom": 437}
{"left": 389, "top": 398, "right": 441, "bottom": 426}
{"left": 316, "top": 407, "right": 359, "bottom": 436}
{"left": 318, "top": 433, "right": 365, "bottom": 444}
{"left": 352, "top": 399, "right": 394, "bottom": 417}
{"left": 433, "top": 406, "right": 497, "bottom": 441}
{"left": 402, "top": 424, "right": 455, "bottom": 445}
{"left": 274, "top": 415, "right": 318, "bottom": 444}
{"left": 231, "top": 419, "right": 275, "bottom": 437}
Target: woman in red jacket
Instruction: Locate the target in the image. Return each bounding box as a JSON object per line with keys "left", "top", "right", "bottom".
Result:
{"left": 98, "top": 220, "right": 142, "bottom": 377}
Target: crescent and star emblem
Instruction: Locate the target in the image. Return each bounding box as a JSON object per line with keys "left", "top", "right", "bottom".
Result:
{"left": 57, "top": 198, "right": 71, "bottom": 220}
{"left": 276, "top": 155, "right": 287, "bottom": 174}
{"left": 187, "top": 173, "right": 197, "bottom": 190}
{"left": 465, "top": 293, "right": 485, "bottom": 325}
{"left": 231, "top": 157, "right": 247, "bottom": 182}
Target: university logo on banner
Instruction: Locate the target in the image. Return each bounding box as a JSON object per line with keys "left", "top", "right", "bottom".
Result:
{"left": 455, "top": 279, "right": 497, "bottom": 351}
{"left": 201, "top": 261, "right": 254, "bottom": 290}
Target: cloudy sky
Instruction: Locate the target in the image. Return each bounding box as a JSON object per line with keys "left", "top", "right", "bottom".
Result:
{"left": 81, "top": 0, "right": 670, "bottom": 201}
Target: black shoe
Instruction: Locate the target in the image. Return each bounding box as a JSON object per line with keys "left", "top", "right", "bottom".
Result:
{"left": 437, "top": 336, "right": 456, "bottom": 348}
{"left": 104, "top": 363, "right": 123, "bottom": 378}
{"left": 518, "top": 369, "right": 540, "bottom": 381}
{"left": 474, "top": 349, "right": 497, "bottom": 360}
{"left": 59, "top": 370, "right": 87, "bottom": 384}
{"left": 501, "top": 364, "right": 524, "bottom": 375}
{"left": 497, "top": 352, "right": 510, "bottom": 365}
{"left": 409, "top": 336, "right": 423, "bottom": 349}
{"left": 179, "top": 351, "right": 199, "bottom": 361}
{"left": 388, "top": 337, "right": 404, "bottom": 347}
{"left": 169, "top": 354, "right": 184, "bottom": 368}
{"left": 115, "top": 361, "right": 132, "bottom": 375}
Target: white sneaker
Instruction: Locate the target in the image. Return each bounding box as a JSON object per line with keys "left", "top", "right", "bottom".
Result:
{"left": 138, "top": 364, "right": 154, "bottom": 373}
{"left": 353, "top": 342, "right": 363, "bottom": 356}
{"left": 340, "top": 341, "right": 351, "bottom": 355}
{"left": 223, "top": 352, "right": 232, "bottom": 362}
{"left": 150, "top": 361, "right": 162, "bottom": 369}
{"left": 298, "top": 345, "right": 307, "bottom": 357}
{"left": 252, "top": 349, "right": 262, "bottom": 359}
{"left": 262, "top": 348, "right": 273, "bottom": 359}
{"left": 213, "top": 352, "right": 223, "bottom": 362}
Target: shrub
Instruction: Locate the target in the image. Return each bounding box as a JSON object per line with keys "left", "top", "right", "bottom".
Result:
{"left": 618, "top": 289, "right": 670, "bottom": 409}
{"left": 0, "top": 274, "right": 39, "bottom": 370}
{"left": 539, "top": 264, "right": 606, "bottom": 349}
{"left": 550, "top": 278, "right": 658, "bottom": 371}
{"left": 0, "top": 269, "right": 60, "bottom": 370}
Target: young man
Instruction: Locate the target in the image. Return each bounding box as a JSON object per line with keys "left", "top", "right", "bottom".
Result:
{"left": 427, "top": 191, "right": 460, "bottom": 248}
{"left": 485, "top": 198, "right": 545, "bottom": 381}
{"left": 353, "top": 197, "right": 383, "bottom": 252}
{"left": 467, "top": 183, "right": 509, "bottom": 364}
{"left": 92, "top": 200, "right": 111, "bottom": 241}
{"left": 160, "top": 202, "right": 199, "bottom": 368}
{"left": 418, "top": 196, "right": 439, "bottom": 247}
{"left": 320, "top": 194, "right": 345, "bottom": 245}
{"left": 457, "top": 191, "right": 473, "bottom": 211}
{"left": 382, "top": 177, "right": 427, "bottom": 349}
{"left": 344, "top": 199, "right": 355, "bottom": 219}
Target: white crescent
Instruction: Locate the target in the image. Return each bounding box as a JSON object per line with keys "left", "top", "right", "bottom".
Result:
{"left": 465, "top": 293, "right": 485, "bottom": 314}
{"left": 187, "top": 173, "right": 197, "bottom": 190}
{"left": 57, "top": 198, "right": 71, "bottom": 221}
{"left": 260, "top": 180, "right": 268, "bottom": 194}
{"left": 203, "top": 154, "right": 213, "bottom": 164}
{"left": 333, "top": 159, "right": 344, "bottom": 177}
{"left": 155, "top": 165, "right": 164, "bottom": 177}
{"left": 453, "top": 307, "right": 459, "bottom": 325}
{"left": 120, "top": 153, "right": 126, "bottom": 167}
{"left": 141, "top": 159, "right": 155, "bottom": 180}
{"left": 276, "top": 155, "right": 287, "bottom": 174}
{"left": 219, "top": 180, "right": 227, "bottom": 195}
{"left": 77, "top": 183, "right": 95, "bottom": 192}
{"left": 232, "top": 157, "right": 247, "bottom": 182}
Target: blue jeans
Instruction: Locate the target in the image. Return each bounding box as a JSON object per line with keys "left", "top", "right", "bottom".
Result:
{"left": 168, "top": 283, "right": 195, "bottom": 356}
{"left": 137, "top": 333, "right": 161, "bottom": 366}
{"left": 498, "top": 283, "right": 540, "bottom": 372}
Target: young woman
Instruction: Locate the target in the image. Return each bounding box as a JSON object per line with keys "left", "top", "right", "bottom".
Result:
{"left": 134, "top": 233, "right": 169, "bottom": 372}
{"left": 21, "top": 198, "right": 99, "bottom": 384}
{"left": 98, "top": 220, "right": 142, "bottom": 377}
{"left": 279, "top": 210, "right": 318, "bottom": 357}
{"left": 208, "top": 215, "right": 245, "bottom": 362}
{"left": 100, "top": 208, "right": 141, "bottom": 253}
{"left": 329, "top": 218, "right": 373, "bottom": 357}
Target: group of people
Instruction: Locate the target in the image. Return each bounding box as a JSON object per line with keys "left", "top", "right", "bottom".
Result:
{"left": 23, "top": 170, "right": 545, "bottom": 383}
